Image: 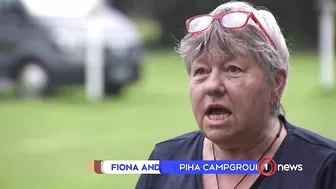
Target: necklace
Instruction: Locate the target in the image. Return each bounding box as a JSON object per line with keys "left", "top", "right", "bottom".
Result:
{"left": 212, "top": 119, "right": 283, "bottom": 189}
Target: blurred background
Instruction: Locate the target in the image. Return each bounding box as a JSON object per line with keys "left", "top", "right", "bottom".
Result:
{"left": 0, "top": 0, "right": 335, "bottom": 188}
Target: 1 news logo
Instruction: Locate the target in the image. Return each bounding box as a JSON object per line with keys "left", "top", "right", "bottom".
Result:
{"left": 258, "top": 158, "right": 304, "bottom": 176}
{"left": 258, "top": 158, "right": 277, "bottom": 176}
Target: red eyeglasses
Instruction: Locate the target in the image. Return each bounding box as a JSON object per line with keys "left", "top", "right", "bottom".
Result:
{"left": 186, "top": 10, "right": 276, "bottom": 48}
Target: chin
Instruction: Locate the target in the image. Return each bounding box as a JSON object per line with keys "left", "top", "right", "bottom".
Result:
{"left": 203, "top": 127, "right": 234, "bottom": 143}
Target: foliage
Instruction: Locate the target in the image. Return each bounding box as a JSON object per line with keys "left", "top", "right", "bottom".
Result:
{"left": 133, "top": 17, "right": 163, "bottom": 47}
{"left": 111, "top": 0, "right": 322, "bottom": 50}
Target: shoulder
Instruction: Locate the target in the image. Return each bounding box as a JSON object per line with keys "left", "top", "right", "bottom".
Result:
{"left": 273, "top": 116, "right": 336, "bottom": 187}
{"left": 291, "top": 126, "right": 336, "bottom": 152}
{"left": 136, "top": 131, "right": 203, "bottom": 189}
{"left": 281, "top": 115, "right": 336, "bottom": 154}
{"left": 280, "top": 115, "right": 336, "bottom": 175}
{"left": 150, "top": 131, "right": 203, "bottom": 160}
{"left": 285, "top": 124, "right": 336, "bottom": 154}
{"left": 318, "top": 152, "right": 336, "bottom": 188}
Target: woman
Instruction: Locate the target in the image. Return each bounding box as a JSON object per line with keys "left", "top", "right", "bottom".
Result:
{"left": 135, "top": 1, "right": 336, "bottom": 189}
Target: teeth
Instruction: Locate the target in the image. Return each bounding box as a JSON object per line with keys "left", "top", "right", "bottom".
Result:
{"left": 209, "top": 114, "right": 230, "bottom": 120}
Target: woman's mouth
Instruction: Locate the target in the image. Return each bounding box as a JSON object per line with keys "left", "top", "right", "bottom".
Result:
{"left": 206, "top": 106, "right": 232, "bottom": 120}
{"left": 209, "top": 113, "right": 231, "bottom": 120}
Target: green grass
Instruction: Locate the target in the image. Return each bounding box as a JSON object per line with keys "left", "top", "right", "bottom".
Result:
{"left": 0, "top": 50, "right": 336, "bottom": 189}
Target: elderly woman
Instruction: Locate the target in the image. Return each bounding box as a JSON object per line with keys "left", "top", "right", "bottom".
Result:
{"left": 135, "top": 1, "right": 336, "bottom": 189}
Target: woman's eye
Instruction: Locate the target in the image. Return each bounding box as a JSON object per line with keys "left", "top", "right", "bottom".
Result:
{"left": 228, "top": 66, "right": 242, "bottom": 73}
{"left": 194, "top": 68, "right": 207, "bottom": 76}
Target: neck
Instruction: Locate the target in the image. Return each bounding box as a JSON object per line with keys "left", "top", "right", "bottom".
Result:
{"left": 209, "top": 116, "right": 281, "bottom": 160}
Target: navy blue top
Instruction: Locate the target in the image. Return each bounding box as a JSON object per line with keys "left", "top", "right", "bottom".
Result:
{"left": 135, "top": 115, "right": 336, "bottom": 189}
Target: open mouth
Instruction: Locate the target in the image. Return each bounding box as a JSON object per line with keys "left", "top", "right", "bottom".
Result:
{"left": 206, "top": 105, "right": 232, "bottom": 120}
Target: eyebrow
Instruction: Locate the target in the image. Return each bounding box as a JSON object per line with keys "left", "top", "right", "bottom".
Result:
{"left": 192, "top": 53, "right": 239, "bottom": 67}
{"left": 192, "top": 59, "right": 207, "bottom": 67}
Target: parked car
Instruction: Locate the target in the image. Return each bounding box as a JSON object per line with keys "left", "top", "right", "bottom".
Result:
{"left": 0, "top": 0, "right": 144, "bottom": 97}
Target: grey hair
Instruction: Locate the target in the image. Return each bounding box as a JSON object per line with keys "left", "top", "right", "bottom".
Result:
{"left": 176, "top": 1, "right": 290, "bottom": 116}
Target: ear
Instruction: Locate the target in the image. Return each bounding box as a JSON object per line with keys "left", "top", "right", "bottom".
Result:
{"left": 270, "top": 69, "right": 287, "bottom": 103}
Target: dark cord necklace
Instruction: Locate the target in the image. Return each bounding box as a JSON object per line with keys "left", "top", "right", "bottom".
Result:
{"left": 212, "top": 119, "right": 283, "bottom": 189}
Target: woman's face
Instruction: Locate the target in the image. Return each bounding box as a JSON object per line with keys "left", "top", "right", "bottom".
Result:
{"left": 189, "top": 51, "right": 275, "bottom": 143}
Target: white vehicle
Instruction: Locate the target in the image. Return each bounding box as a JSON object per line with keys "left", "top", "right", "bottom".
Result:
{"left": 0, "top": 0, "right": 144, "bottom": 97}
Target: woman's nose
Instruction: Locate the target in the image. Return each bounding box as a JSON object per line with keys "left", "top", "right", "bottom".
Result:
{"left": 204, "top": 70, "right": 225, "bottom": 97}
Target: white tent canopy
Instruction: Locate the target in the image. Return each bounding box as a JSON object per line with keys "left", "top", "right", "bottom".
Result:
{"left": 318, "top": 0, "right": 336, "bottom": 91}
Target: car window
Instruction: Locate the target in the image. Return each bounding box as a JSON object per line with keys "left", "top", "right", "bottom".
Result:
{"left": 0, "top": 0, "right": 16, "bottom": 7}
{"left": 20, "top": 0, "right": 99, "bottom": 17}
{"left": 0, "top": 0, "right": 10, "bottom": 4}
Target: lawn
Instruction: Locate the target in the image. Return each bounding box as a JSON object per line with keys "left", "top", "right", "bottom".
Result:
{"left": 0, "top": 50, "right": 336, "bottom": 189}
